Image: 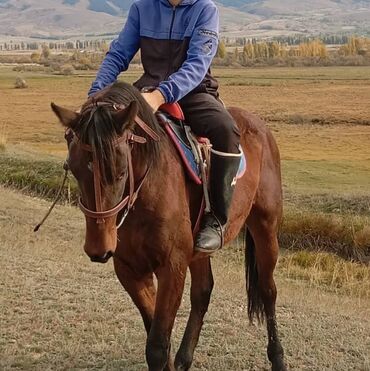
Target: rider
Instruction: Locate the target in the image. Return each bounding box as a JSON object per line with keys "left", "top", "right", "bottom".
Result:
{"left": 88, "top": 0, "right": 241, "bottom": 254}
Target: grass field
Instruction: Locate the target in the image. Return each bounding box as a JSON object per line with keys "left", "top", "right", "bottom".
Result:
{"left": 1, "top": 187, "right": 369, "bottom": 371}
{"left": 1, "top": 66, "right": 370, "bottom": 185}
{"left": 0, "top": 65, "right": 369, "bottom": 369}
{"left": 1, "top": 65, "right": 369, "bottom": 258}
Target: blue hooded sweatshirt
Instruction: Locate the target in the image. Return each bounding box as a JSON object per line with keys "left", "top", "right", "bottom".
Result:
{"left": 89, "top": 0, "right": 220, "bottom": 103}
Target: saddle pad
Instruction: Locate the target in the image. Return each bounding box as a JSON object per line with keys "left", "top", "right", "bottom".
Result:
{"left": 161, "top": 115, "right": 247, "bottom": 184}
{"left": 163, "top": 121, "right": 202, "bottom": 184}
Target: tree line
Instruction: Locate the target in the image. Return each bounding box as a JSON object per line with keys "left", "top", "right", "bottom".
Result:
{"left": 2, "top": 36, "right": 369, "bottom": 71}
{"left": 215, "top": 37, "right": 370, "bottom": 66}
{"left": 0, "top": 39, "right": 109, "bottom": 52}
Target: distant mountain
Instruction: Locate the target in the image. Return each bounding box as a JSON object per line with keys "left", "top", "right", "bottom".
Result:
{"left": 0, "top": 0, "right": 369, "bottom": 39}
{"left": 85, "top": 0, "right": 133, "bottom": 15}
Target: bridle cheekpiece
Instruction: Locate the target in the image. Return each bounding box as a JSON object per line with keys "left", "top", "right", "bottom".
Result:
{"left": 75, "top": 102, "right": 160, "bottom": 226}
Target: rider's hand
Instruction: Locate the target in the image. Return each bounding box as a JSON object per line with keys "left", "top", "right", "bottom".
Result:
{"left": 141, "top": 90, "right": 166, "bottom": 112}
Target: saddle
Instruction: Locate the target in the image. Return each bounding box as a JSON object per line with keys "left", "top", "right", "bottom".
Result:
{"left": 157, "top": 103, "right": 246, "bottom": 185}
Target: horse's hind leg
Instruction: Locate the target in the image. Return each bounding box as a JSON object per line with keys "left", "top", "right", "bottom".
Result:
{"left": 175, "top": 258, "right": 214, "bottom": 371}
{"left": 113, "top": 257, "right": 175, "bottom": 371}
{"left": 246, "top": 215, "right": 286, "bottom": 371}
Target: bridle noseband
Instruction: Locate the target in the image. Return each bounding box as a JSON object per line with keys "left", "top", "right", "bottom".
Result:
{"left": 72, "top": 102, "right": 160, "bottom": 226}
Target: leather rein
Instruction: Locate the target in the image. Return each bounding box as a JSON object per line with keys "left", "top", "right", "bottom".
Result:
{"left": 34, "top": 102, "right": 160, "bottom": 232}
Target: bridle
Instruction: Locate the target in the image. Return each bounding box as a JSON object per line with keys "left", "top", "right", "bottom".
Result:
{"left": 76, "top": 102, "right": 160, "bottom": 226}
{"left": 34, "top": 101, "right": 160, "bottom": 232}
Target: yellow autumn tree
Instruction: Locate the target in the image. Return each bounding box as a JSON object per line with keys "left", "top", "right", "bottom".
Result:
{"left": 243, "top": 43, "right": 255, "bottom": 59}
{"left": 339, "top": 37, "right": 370, "bottom": 56}
{"left": 216, "top": 40, "right": 227, "bottom": 58}
{"left": 298, "top": 40, "right": 327, "bottom": 58}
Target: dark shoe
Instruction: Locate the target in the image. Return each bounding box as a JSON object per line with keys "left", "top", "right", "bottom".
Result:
{"left": 194, "top": 212, "right": 224, "bottom": 253}
{"left": 194, "top": 149, "right": 242, "bottom": 254}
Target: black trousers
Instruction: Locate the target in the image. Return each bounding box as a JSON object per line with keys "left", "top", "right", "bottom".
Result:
{"left": 178, "top": 93, "right": 240, "bottom": 154}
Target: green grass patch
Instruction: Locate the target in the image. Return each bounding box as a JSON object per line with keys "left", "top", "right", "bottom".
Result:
{"left": 282, "top": 159, "right": 370, "bottom": 195}
{"left": 284, "top": 192, "right": 370, "bottom": 217}
{"left": 0, "top": 153, "right": 78, "bottom": 201}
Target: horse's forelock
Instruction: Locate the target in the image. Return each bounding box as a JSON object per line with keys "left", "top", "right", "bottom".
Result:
{"left": 76, "top": 105, "right": 117, "bottom": 185}
{"left": 75, "top": 82, "right": 163, "bottom": 185}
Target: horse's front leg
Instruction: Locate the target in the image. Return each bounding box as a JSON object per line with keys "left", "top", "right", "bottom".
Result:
{"left": 175, "top": 258, "right": 214, "bottom": 371}
{"left": 114, "top": 256, "right": 177, "bottom": 371}
{"left": 113, "top": 257, "right": 156, "bottom": 332}
{"left": 146, "top": 255, "right": 188, "bottom": 371}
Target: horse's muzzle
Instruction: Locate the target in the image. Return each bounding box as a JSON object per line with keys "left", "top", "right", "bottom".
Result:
{"left": 90, "top": 251, "right": 113, "bottom": 264}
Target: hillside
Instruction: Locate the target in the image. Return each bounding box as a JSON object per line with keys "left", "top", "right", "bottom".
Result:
{"left": 0, "top": 0, "right": 369, "bottom": 39}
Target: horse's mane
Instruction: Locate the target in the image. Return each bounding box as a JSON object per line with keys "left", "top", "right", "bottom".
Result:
{"left": 76, "top": 82, "right": 163, "bottom": 184}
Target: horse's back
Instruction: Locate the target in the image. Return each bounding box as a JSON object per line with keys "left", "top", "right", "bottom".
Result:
{"left": 228, "top": 106, "right": 281, "bottom": 171}
{"left": 228, "top": 106, "right": 271, "bottom": 137}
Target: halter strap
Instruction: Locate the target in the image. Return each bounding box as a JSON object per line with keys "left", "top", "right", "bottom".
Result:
{"left": 75, "top": 102, "right": 160, "bottom": 225}
{"left": 93, "top": 149, "right": 104, "bottom": 221}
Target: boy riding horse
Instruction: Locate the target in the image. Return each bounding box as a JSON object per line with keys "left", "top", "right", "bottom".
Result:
{"left": 89, "top": 0, "right": 241, "bottom": 253}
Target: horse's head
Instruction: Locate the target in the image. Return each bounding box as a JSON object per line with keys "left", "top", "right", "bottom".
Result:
{"left": 51, "top": 99, "right": 141, "bottom": 263}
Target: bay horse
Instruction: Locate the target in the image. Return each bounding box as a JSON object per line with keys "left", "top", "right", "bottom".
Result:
{"left": 51, "top": 82, "right": 286, "bottom": 371}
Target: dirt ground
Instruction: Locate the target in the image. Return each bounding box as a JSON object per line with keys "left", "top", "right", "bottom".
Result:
{"left": 1, "top": 186, "right": 369, "bottom": 371}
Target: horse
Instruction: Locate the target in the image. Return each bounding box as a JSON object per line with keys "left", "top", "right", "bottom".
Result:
{"left": 51, "top": 81, "right": 286, "bottom": 371}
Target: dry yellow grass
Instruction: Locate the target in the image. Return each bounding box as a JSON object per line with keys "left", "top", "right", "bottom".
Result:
{"left": 217, "top": 66, "right": 370, "bottom": 125}
{"left": 281, "top": 208, "right": 370, "bottom": 261}
{"left": 1, "top": 66, "right": 370, "bottom": 155}
{"left": 279, "top": 251, "right": 370, "bottom": 297}
{"left": 1, "top": 66, "right": 369, "bottom": 196}
{"left": 0, "top": 186, "right": 369, "bottom": 370}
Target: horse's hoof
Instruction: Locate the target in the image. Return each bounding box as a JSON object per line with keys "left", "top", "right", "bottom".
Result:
{"left": 175, "top": 366, "right": 189, "bottom": 371}
{"left": 174, "top": 355, "right": 192, "bottom": 371}
{"left": 271, "top": 357, "right": 287, "bottom": 371}
{"left": 174, "top": 360, "right": 191, "bottom": 371}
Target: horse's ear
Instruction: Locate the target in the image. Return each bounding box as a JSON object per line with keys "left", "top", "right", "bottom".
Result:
{"left": 51, "top": 102, "right": 80, "bottom": 128}
{"left": 112, "top": 101, "right": 139, "bottom": 134}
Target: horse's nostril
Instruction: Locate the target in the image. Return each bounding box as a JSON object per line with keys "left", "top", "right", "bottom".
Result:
{"left": 105, "top": 251, "right": 113, "bottom": 259}
{"left": 90, "top": 251, "right": 113, "bottom": 263}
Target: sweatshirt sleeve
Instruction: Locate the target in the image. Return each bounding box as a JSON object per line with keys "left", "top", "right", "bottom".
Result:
{"left": 88, "top": 4, "right": 140, "bottom": 96}
{"left": 157, "top": 4, "right": 219, "bottom": 103}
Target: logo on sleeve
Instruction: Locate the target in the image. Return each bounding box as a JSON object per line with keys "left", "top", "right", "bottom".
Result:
{"left": 198, "top": 29, "right": 218, "bottom": 39}
{"left": 202, "top": 39, "right": 214, "bottom": 55}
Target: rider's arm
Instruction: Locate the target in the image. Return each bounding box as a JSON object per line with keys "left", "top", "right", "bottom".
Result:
{"left": 157, "top": 4, "right": 219, "bottom": 103}
{"left": 88, "top": 4, "right": 140, "bottom": 96}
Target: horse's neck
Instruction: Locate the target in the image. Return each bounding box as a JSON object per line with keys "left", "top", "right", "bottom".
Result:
{"left": 131, "top": 139, "right": 185, "bottom": 205}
